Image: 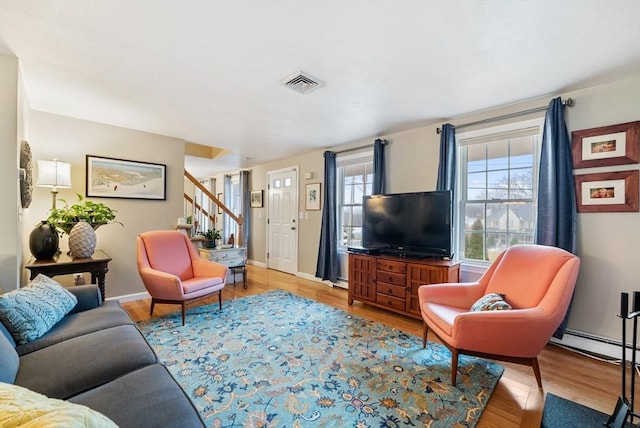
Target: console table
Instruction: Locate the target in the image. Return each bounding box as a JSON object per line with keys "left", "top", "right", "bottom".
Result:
{"left": 25, "top": 249, "right": 112, "bottom": 301}
{"left": 199, "top": 247, "right": 247, "bottom": 288}
{"left": 348, "top": 253, "right": 461, "bottom": 319}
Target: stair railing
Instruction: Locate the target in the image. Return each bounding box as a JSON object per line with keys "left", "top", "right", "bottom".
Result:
{"left": 184, "top": 169, "right": 244, "bottom": 247}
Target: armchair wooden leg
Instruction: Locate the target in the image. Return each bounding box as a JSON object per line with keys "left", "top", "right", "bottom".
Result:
{"left": 150, "top": 299, "right": 156, "bottom": 316}
{"left": 532, "top": 357, "right": 543, "bottom": 389}
{"left": 422, "top": 322, "right": 429, "bottom": 348}
{"left": 218, "top": 292, "right": 222, "bottom": 310}
{"left": 181, "top": 302, "right": 186, "bottom": 326}
{"left": 451, "top": 349, "right": 459, "bottom": 386}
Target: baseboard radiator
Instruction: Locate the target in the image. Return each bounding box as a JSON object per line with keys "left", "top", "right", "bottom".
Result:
{"left": 552, "top": 328, "right": 640, "bottom": 362}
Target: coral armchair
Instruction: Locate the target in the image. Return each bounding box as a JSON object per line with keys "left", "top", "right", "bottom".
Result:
{"left": 136, "top": 230, "right": 228, "bottom": 325}
{"left": 418, "top": 244, "right": 580, "bottom": 388}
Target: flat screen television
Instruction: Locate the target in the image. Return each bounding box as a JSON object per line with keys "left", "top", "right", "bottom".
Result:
{"left": 362, "top": 191, "right": 453, "bottom": 259}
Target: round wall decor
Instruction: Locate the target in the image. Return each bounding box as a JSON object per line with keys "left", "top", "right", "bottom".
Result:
{"left": 19, "top": 140, "right": 33, "bottom": 209}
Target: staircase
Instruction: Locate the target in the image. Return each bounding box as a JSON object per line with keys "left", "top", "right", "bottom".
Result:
{"left": 182, "top": 169, "right": 244, "bottom": 247}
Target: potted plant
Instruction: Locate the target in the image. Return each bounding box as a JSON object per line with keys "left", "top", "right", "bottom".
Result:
{"left": 201, "top": 229, "right": 221, "bottom": 248}
{"left": 47, "top": 193, "right": 123, "bottom": 235}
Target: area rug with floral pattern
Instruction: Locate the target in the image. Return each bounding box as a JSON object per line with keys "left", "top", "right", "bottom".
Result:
{"left": 137, "top": 290, "right": 503, "bottom": 427}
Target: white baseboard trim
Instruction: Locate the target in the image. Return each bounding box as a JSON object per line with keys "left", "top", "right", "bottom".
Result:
{"left": 247, "top": 259, "right": 267, "bottom": 268}
{"left": 335, "top": 280, "right": 348, "bottom": 290}
{"left": 296, "top": 271, "right": 334, "bottom": 287}
{"left": 107, "top": 291, "right": 150, "bottom": 303}
{"left": 551, "top": 329, "right": 636, "bottom": 361}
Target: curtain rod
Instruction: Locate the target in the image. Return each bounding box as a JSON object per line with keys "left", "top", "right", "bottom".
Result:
{"left": 436, "top": 97, "right": 573, "bottom": 134}
{"left": 333, "top": 139, "right": 388, "bottom": 155}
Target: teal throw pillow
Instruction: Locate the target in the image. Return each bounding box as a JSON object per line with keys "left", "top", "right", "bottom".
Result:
{"left": 470, "top": 292, "right": 512, "bottom": 312}
{"left": 0, "top": 275, "right": 77, "bottom": 345}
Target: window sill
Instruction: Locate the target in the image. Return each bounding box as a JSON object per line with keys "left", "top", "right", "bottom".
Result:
{"left": 461, "top": 262, "right": 489, "bottom": 275}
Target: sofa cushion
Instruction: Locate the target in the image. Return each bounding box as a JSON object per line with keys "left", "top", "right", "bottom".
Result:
{"left": 15, "top": 324, "right": 158, "bottom": 399}
{"left": 0, "top": 382, "right": 118, "bottom": 428}
{"left": 0, "top": 274, "right": 77, "bottom": 345}
{"left": 70, "top": 364, "right": 205, "bottom": 428}
{"left": 0, "top": 322, "right": 19, "bottom": 384}
{"left": 470, "top": 293, "right": 512, "bottom": 312}
{"left": 16, "top": 300, "right": 134, "bottom": 356}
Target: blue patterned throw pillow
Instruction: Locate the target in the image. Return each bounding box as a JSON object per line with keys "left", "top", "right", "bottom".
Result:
{"left": 0, "top": 275, "right": 77, "bottom": 345}
{"left": 470, "top": 292, "right": 512, "bottom": 312}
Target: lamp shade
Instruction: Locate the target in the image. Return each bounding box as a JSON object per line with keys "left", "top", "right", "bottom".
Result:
{"left": 36, "top": 160, "right": 72, "bottom": 189}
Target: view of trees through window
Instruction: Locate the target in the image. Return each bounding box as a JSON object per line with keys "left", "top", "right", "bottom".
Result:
{"left": 460, "top": 133, "right": 539, "bottom": 262}
{"left": 338, "top": 157, "right": 373, "bottom": 248}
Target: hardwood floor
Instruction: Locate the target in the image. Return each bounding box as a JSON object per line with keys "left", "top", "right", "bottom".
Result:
{"left": 122, "top": 265, "right": 629, "bottom": 427}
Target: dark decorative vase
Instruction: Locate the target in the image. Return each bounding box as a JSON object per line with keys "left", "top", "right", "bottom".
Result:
{"left": 29, "top": 221, "right": 59, "bottom": 260}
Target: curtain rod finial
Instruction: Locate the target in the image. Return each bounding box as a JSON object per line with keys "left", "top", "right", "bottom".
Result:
{"left": 436, "top": 127, "right": 441, "bottom": 134}
{"left": 564, "top": 97, "right": 574, "bottom": 107}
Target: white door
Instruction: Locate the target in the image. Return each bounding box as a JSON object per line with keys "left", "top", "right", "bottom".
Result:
{"left": 267, "top": 168, "right": 298, "bottom": 274}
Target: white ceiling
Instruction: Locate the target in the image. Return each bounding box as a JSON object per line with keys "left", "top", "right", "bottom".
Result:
{"left": 1, "top": 1, "right": 640, "bottom": 177}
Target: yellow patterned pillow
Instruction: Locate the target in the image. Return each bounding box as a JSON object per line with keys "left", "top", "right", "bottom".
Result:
{"left": 0, "top": 382, "right": 118, "bottom": 427}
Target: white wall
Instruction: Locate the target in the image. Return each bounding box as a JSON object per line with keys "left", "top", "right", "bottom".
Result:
{"left": 242, "top": 76, "right": 640, "bottom": 345}
{"left": 241, "top": 126, "right": 444, "bottom": 277}
{"left": 0, "top": 54, "right": 20, "bottom": 291}
{"left": 6, "top": 47, "right": 639, "bottom": 345}
{"left": 561, "top": 77, "right": 640, "bottom": 339}
{"left": 23, "top": 110, "right": 185, "bottom": 298}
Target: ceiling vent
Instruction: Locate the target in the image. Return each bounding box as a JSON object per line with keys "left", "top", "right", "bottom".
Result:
{"left": 281, "top": 71, "right": 324, "bottom": 94}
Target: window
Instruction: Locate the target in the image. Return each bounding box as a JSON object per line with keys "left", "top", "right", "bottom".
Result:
{"left": 195, "top": 178, "right": 215, "bottom": 232}
{"left": 337, "top": 152, "right": 374, "bottom": 250}
{"left": 457, "top": 119, "right": 543, "bottom": 264}
{"left": 223, "top": 173, "right": 241, "bottom": 240}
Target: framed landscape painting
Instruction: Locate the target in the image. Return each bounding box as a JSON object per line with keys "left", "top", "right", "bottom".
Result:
{"left": 86, "top": 155, "right": 166, "bottom": 200}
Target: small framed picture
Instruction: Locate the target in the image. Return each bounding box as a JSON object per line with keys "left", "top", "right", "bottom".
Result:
{"left": 575, "top": 170, "right": 639, "bottom": 212}
{"left": 250, "top": 190, "right": 263, "bottom": 208}
{"left": 571, "top": 121, "right": 640, "bottom": 168}
{"left": 306, "top": 183, "right": 321, "bottom": 211}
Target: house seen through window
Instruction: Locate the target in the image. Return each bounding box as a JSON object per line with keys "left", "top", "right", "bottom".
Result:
{"left": 337, "top": 152, "right": 373, "bottom": 249}
{"left": 457, "top": 119, "right": 543, "bottom": 264}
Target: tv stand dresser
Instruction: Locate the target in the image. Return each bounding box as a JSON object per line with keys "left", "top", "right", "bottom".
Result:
{"left": 348, "top": 253, "right": 461, "bottom": 319}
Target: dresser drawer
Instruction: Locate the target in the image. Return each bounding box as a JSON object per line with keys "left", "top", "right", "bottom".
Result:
{"left": 376, "top": 281, "right": 405, "bottom": 299}
{"left": 376, "top": 270, "right": 405, "bottom": 286}
{"left": 377, "top": 259, "right": 406, "bottom": 274}
{"left": 376, "top": 293, "right": 406, "bottom": 310}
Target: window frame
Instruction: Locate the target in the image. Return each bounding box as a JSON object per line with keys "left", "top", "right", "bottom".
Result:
{"left": 336, "top": 150, "right": 374, "bottom": 253}
{"left": 455, "top": 118, "right": 544, "bottom": 266}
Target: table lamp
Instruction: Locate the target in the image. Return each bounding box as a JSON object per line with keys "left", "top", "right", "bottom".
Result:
{"left": 36, "top": 159, "right": 72, "bottom": 210}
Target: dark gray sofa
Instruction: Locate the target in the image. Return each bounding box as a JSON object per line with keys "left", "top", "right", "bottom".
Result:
{"left": 0, "top": 284, "right": 204, "bottom": 428}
